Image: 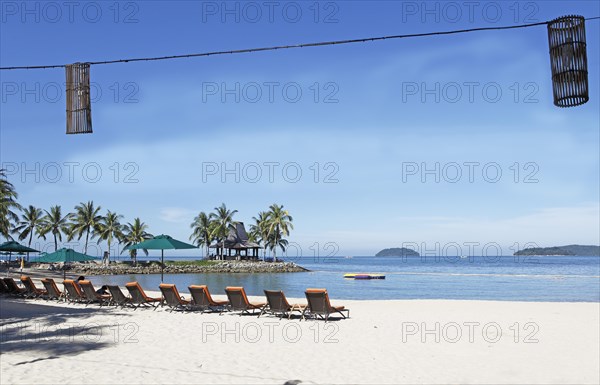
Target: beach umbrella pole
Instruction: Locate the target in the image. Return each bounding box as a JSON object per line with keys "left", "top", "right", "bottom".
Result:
{"left": 123, "top": 235, "right": 197, "bottom": 283}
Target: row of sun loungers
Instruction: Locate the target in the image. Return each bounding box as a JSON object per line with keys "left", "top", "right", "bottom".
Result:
{"left": 1, "top": 276, "right": 350, "bottom": 321}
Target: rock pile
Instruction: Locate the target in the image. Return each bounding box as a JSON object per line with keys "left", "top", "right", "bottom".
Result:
{"left": 71, "top": 261, "right": 309, "bottom": 275}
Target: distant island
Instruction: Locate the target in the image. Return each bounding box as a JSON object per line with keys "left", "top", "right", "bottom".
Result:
{"left": 376, "top": 247, "right": 420, "bottom": 257}
{"left": 514, "top": 245, "right": 600, "bottom": 256}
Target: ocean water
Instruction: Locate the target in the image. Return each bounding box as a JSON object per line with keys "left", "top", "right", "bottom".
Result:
{"left": 88, "top": 256, "right": 600, "bottom": 302}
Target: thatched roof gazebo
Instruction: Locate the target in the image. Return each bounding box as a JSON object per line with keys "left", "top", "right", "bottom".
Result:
{"left": 209, "top": 222, "right": 262, "bottom": 260}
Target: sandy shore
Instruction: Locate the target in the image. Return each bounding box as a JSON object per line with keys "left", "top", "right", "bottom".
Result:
{"left": 1, "top": 284, "right": 598, "bottom": 385}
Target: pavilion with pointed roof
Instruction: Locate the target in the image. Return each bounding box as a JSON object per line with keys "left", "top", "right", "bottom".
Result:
{"left": 209, "top": 222, "right": 262, "bottom": 260}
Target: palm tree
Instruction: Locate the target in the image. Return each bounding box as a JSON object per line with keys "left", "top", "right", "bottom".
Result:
{"left": 209, "top": 203, "right": 237, "bottom": 260}
{"left": 190, "top": 212, "right": 214, "bottom": 258}
{"left": 96, "top": 210, "right": 124, "bottom": 263}
{"left": 69, "top": 201, "right": 102, "bottom": 254}
{"left": 39, "top": 205, "right": 70, "bottom": 251}
{"left": 120, "top": 218, "right": 152, "bottom": 266}
{"left": 0, "top": 169, "right": 21, "bottom": 240}
{"left": 14, "top": 205, "right": 45, "bottom": 260}
{"left": 249, "top": 211, "right": 270, "bottom": 260}
{"left": 266, "top": 204, "right": 294, "bottom": 262}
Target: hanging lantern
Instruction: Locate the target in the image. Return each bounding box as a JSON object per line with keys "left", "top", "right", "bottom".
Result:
{"left": 547, "top": 15, "right": 589, "bottom": 107}
{"left": 65, "top": 62, "right": 93, "bottom": 134}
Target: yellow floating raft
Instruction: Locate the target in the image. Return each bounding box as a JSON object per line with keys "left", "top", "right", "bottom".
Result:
{"left": 344, "top": 273, "right": 386, "bottom": 280}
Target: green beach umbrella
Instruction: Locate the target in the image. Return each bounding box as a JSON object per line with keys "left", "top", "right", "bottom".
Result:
{"left": 125, "top": 234, "right": 197, "bottom": 282}
{"left": 0, "top": 241, "right": 39, "bottom": 275}
{"left": 0, "top": 241, "right": 39, "bottom": 254}
{"left": 34, "top": 248, "right": 99, "bottom": 279}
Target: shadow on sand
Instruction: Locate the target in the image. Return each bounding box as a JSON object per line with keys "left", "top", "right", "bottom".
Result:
{"left": 0, "top": 297, "right": 133, "bottom": 362}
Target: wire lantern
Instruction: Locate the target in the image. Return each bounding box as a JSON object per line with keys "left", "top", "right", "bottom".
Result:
{"left": 65, "top": 62, "right": 93, "bottom": 134}
{"left": 548, "top": 15, "right": 589, "bottom": 108}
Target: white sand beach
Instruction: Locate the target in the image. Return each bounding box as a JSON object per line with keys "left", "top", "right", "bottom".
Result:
{"left": 1, "top": 288, "right": 598, "bottom": 385}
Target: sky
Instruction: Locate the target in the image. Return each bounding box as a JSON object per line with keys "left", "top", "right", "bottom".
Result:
{"left": 1, "top": 0, "right": 599, "bottom": 257}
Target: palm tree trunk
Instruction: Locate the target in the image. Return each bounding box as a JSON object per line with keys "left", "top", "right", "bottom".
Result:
{"left": 28, "top": 231, "right": 33, "bottom": 262}
{"left": 272, "top": 225, "right": 280, "bottom": 262}
{"left": 107, "top": 239, "right": 111, "bottom": 265}
{"left": 54, "top": 233, "right": 58, "bottom": 251}
{"left": 84, "top": 229, "right": 90, "bottom": 254}
{"left": 221, "top": 235, "right": 225, "bottom": 260}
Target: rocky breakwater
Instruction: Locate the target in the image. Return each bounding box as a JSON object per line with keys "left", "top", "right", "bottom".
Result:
{"left": 73, "top": 261, "right": 309, "bottom": 275}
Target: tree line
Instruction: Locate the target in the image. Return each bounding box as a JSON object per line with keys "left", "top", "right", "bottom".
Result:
{"left": 0, "top": 170, "right": 293, "bottom": 263}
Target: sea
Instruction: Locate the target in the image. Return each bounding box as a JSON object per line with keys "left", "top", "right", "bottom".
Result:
{"left": 88, "top": 256, "right": 600, "bottom": 302}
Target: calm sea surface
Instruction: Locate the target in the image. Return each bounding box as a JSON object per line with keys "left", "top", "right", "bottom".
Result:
{"left": 88, "top": 256, "right": 600, "bottom": 302}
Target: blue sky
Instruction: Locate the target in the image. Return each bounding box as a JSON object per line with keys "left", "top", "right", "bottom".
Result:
{"left": 1, "top": 1, "right": 599, "bottom": 257}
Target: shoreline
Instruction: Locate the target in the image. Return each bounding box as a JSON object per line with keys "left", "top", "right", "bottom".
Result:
{"left": 6, "top": 272, "right": 598, "bottom": 303}
{"left": 5, "top": 268, "right": 599, "bottom": 303}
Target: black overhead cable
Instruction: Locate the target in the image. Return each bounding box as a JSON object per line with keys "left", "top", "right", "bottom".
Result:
{"left": 1, "top": 16, "right": 599, "bottom": 71}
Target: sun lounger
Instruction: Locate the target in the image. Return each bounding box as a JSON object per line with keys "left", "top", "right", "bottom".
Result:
{"left": 20, "top": 275, "right": 47, "bottom": 298}
{"left": 0, "top": 279, "right": 9, "bottom": 295}
{"left": 225, "top": 286, "right": 266, "bottom": 315}
{"left": 63, "top": 279, "right": 86, "bottom": 303}
{"left": 303, "top": 288, "right": 350, "bottom": 322}
{"left": 260, "top": 290, "right": 306, "bottom": 319}
{"left": 3, "top": 277, "right": 26, "bottom": 296}
{"left": 107, "top": 285, "right": 132, "bottom": 307}
{"left": 79, "top": 280, "right": 111, "bottom": 306}
{"left": 125, "top": 282, "right": 162, "bottom": 310}
{"left": 188, "top": 285, "right": 229, "bottom": 313}
{"left": 159, "top": 284, "right": 191, "bottom": 312}
{"left": 41, "top": 278, "right": 63, "bottom": 300}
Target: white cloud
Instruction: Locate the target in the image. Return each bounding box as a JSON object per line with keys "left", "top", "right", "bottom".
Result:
{"left": 159, "top": 207, "right": 197, "bottom": 224}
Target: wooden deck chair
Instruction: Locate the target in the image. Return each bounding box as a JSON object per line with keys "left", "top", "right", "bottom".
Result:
{"left": 107, "top": 285, "right": 132, "bottom": 307}
{"left": 188, "top": 285, "right": 228, "bottom": 313}
{"left": 303, "top": 288, "right": 349, "bottom": 322}
{"left": 20, "top": 275, "right": 47, "bottom": 298}
{"left": 41, "top": 278, "right": 63, "bottom": 300}
{"left": 260, "top": 290, "right": 306, "bottom": 319}
{"left": 159, "top": 284, "right": 191, "bottom": 312}
{"left": 63, "top": 279, "right": 86, "bottom": 303}
{"left": 79, "top": 280, "right": 110, "bottom": 306}
{"left": 125, "top": 282, "right": 161, "bottom": 310}
{"left": 62, "top": 279, "right": 85, "bottom": 302}
{"left": 3, "top": 277, "right": 26, "bottom": 296}
{"left": 0, "top": 279, "right": 10, "bottom": 295}
{"left": 225, "top": 286, "right": 266, "bottom": 315}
